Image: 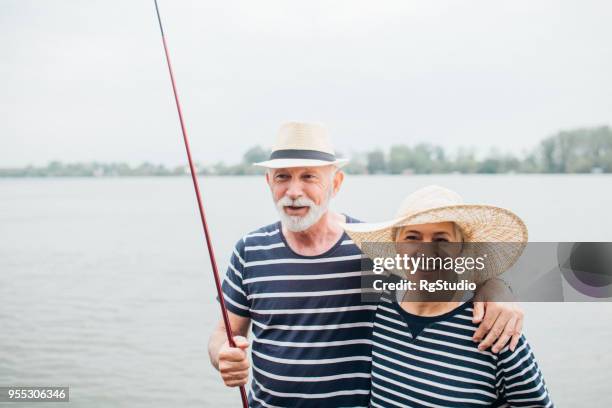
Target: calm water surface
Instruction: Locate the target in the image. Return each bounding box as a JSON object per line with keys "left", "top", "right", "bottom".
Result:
{"left": 1, "top": 175, "right": 611, "bottom": 407}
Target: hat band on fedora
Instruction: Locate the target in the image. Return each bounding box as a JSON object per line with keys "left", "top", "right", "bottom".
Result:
{"left": 269, "top": 149, "right": 336, "bottom": 162}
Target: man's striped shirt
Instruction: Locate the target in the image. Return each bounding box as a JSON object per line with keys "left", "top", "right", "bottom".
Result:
{"left": 221, "top": 216, "right": 375, "bottom": 408}
{"left": 370, "top": 294, "right": 553, "bottom": 408}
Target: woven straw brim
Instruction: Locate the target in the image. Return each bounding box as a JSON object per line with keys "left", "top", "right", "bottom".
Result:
{"left": 343, "top": 205, "right": 528, "bottom": 283}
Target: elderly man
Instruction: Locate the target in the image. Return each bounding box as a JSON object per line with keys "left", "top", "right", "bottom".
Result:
{"left": 208, "top": 122, "right": 523, "bottom": 408}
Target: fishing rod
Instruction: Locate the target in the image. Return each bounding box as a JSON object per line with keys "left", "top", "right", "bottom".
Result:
{"left": 152, "top": 1, "right": 249, "bottom": 407}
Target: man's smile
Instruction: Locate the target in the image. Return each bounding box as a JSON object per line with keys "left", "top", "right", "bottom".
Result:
{"left": 284, "top": 205, "right": 310, "bottom": 216}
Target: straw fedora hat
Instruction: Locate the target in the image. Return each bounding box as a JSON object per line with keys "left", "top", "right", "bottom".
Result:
{"left": 254, "top": 121, "right": 349, "bottom": 169}
{"left": 342, "top": 185, "right": 528, "bottom": 282}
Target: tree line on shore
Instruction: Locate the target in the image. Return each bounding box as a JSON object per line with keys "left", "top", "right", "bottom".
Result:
{"left": 2, "top": 126, "right": 611, "bottom": 177}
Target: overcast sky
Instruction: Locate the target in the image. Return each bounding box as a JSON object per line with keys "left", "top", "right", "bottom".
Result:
{"left": 2, "top": 0, "right": 611, "bottom": 166}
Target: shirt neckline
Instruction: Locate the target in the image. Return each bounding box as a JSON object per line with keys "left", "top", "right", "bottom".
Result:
{"left": 276, "top": 213, "right": 355, "bottom": 259}
{"left": 391, "top": 300, "right": 473, "bottom": 330}
{"left": 393, "top": 301, "right": 472, "bottom": 323}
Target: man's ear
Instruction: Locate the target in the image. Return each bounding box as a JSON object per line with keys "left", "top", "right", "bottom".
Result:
{"left": 332, "top": 170, "right": 345, "bottom": 197}
{"left": 265, "top": 170, "right": 271, "bottom": 186}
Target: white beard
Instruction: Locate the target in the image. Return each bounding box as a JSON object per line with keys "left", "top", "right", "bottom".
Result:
{"left": 275, "top": 191, "right": 332, "bottom": 232}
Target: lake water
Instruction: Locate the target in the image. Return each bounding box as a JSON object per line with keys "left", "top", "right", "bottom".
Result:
{"left": 1, "top": 175, "right": 611, "bottom": 407}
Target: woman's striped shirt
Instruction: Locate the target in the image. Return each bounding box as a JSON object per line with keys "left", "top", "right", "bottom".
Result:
{"left": 371, "top": 294, "right": 553, "bottom": 408}
{"left": 221, "top": 216, "right": 376, "bottom": 408}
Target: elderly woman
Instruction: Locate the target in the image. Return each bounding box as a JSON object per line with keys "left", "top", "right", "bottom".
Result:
{"left": 343, "top": 185, "right": 553, "bottom": 408}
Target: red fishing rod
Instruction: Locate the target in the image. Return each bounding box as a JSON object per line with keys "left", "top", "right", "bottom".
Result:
{"left": 152, "top": 1, "right": 249, "bottom": 407}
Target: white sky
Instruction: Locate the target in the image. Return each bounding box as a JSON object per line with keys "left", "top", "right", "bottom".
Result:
{"left": 2, "top": 0, "right": 611, "bottom": 166}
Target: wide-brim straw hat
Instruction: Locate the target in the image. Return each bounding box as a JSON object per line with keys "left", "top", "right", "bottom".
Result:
{"left": 342, "top": 185, "right": 528, "bottom": 283}
{"left": 254, "top": 121, "right": 349, "bottom": 169}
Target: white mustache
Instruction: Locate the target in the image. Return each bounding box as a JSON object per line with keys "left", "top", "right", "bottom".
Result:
{"left": 276, "top": 196, "right": 316, "bottom": 209}
{"left": 275, "top": 195, "right": 326, "bottom": 232}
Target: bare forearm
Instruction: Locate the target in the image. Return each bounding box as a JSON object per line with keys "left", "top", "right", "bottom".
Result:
{"left": 208, "top": 325, "right": 227, "bottom": 370}
{"left": 208, "top": 314, "right": 252, "bottom": 387}
{"left": 208, "top": 314, "right": 251, "bottom": 370}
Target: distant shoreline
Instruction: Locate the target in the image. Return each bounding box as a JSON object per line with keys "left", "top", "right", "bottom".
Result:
{"left": 3, "top": 125, "right": 611, "bottom": 177}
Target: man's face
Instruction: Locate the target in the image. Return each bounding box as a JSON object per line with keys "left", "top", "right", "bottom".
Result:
{"left": 266, "top": 165, "right": 343, "bottom": 232}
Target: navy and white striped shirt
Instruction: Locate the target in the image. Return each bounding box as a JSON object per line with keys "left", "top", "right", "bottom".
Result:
{"left": 371, "top": 294, "right": 553, "bottom": 408}
{"left": 221, "top": 216, "right": 376, "bottom": 408}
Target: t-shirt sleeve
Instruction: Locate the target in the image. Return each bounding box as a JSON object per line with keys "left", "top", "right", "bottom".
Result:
{"left": 220, "top": 239, "right": 251, "bottom": 318}
{"left": 496, "top": 335, "right": 553, "bottom": 407}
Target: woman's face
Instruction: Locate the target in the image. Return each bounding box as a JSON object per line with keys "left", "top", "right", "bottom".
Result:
{"left": 394, "top": 222, "right": 466, "bottom": 302}
{"left": 394, "top": 222, "right": 463, "bottom": 274}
